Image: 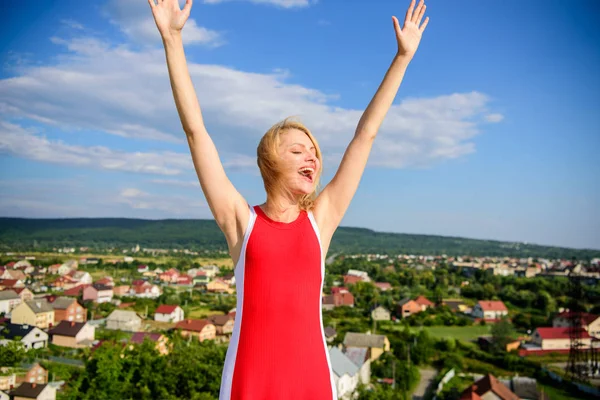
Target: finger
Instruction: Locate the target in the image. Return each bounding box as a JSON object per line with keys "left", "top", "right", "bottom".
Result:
{"left": 182, "top": 0, "right": 193, "bottom": 17}
{"left": 416, "top": 4, "right": 426, "bottom": 26}
{"left": 404, "top": 0, "right": 416, "bottom": 25}
{"left": 148, "top": 0, "right": 155, "bottom": 8}
{"left": 392, "top": 16, "right": 402, "bottom": 36}
{"left": 419, "top": 16, "right": 430, "bottom": 33}
{"left": 412, "top": 0, "right": 425, "bottom": 24}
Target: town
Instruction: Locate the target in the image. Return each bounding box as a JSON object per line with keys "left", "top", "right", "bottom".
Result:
{"left": 1, "top": 248, "right": 599, "bottom": 400}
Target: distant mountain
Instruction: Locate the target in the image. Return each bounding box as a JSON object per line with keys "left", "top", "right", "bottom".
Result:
{"left": 0, "top": 217, "right": 598, "bottom": 259}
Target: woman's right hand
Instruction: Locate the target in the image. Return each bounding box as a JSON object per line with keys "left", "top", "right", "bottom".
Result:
{"left": 148, "top": 0, "right": 193, "bottom": 40}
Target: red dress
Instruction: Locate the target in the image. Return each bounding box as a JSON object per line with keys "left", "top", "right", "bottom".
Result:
{"left": 219, "top": 205, "right": 336, "bottom": 399}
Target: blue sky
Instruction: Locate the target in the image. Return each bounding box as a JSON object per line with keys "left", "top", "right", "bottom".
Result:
{"left": 0, "top": 0, "right": 598, "bottom": 250}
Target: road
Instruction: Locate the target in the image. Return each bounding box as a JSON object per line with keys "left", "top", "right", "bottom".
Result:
{"left": 413, "top": 368, "right": 437, "bottom": 400}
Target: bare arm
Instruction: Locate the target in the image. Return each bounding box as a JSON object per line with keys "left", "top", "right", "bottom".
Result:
{"left": 315, "top": 0, "right": 429, "bottom": 245}
{"left": 150, "top": 0, "right": 247, "bottom": 242}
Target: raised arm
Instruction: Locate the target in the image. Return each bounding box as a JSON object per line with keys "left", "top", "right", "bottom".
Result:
{"left": 314, "top": 0, "right": 429, "bottom": 246}
{"left": 148, "top": 0, "right": 248, "bottom": 247}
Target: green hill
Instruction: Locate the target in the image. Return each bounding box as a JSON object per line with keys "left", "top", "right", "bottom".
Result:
{"left": 0, "top": 217, "right": 598, "bottom": 258}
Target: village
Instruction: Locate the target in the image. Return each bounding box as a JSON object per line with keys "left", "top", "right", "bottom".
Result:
{"left": 0, "top": 251, "right": 599, "bottom": 400}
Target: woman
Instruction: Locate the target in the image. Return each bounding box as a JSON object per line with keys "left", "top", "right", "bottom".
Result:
{"left": 148, "top": 0, "right": 429, "bottom": 398}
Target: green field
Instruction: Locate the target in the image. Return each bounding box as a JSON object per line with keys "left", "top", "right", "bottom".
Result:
{"left": 407, "top": 325, "right": 492, "bottom": 341}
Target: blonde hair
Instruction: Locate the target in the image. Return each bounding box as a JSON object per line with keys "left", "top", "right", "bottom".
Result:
{"left": 257, "top": 117, "right": 323, "bottom": 211}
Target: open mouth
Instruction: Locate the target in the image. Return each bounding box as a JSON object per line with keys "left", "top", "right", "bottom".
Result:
{"left": 298, "top": 167, "right": 315, "bottom": 183}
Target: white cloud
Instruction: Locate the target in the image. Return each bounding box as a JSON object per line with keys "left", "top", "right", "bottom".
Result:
{"left": 0, "top": 121, "right": 192, "bottom": 176}
{"left": 485, "top": 113, "right": 504, "bottom": 123}
{"left": 204, "top": 0, "right": 315, "bottom": 8}
{"left": 0, "top": 33, "right": 502, "bottom": 173}
{"left": 149, "top": 178, "right": 199, "bottom": 188}
{"left": 117, "top": 187, "right": 206, "bottom": 214}
{"left": 105, "top": 0, "right": 224, "bottom": 47}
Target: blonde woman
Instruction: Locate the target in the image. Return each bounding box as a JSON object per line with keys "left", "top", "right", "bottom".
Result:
{"left": 149, "top": 0, "right": 429, "bottom": 398}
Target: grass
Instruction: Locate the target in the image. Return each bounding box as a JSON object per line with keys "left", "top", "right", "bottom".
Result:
{"left": 538, "top": 383, "right": 597, "bottom": 400}
{"left": 186, "top": 306, "right": 224, "bottom": 319}
{"left": 400, "top": 325, "right": 492, "bottom": 341}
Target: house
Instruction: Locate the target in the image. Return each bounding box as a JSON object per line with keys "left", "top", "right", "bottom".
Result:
{"left": 0, "top": 290, "right": 21, "bottom": 315}
{"left": 531, "top": 327, "right": 592, "bottom": 350}
{"left": 0, "top": 269, "right": 26, "bottom": 281}
{"left": 94, "top": 277, "right": 114, "bottom": 287}
{"left": 374, "top": 282, "right": 392, "bottom": 291}
{"left": 129, "top": 283, "right": 161, "bottom": 299}
{"left": 0, "top": 323, "right": 48, "bottom": 350}
{"left": 346, "top": 269, "right": 371, "bottom": 282}
{"left": 10, "top": 300, "right": 54, "bottom": 329}
{"left": 472, "top": 300, "right": 508, "bottom": 321}
{"left": 207, "top": 279, "right": 233, "bottom": 294}
{"left": 83, "top": 284, "right": 113, "bottom": 304}
{"left": 67, "top": 271, "right": 92, "bottom": 285}
{"left": 159, "top": 269, "right": 180, "bottom": 283}
{"left": 201, "top": 265, "right": 220, "bottom": 278}
{"left": 344, "top": 347, "right": 371, "bottom": 386}
{"left": 324, "top": 326, "right": 337, "bottom": 343}
{"left": 322, "top": 292, "right": 355, "bottom": 310}
{"left": 553, "top": 311, "right": 600, "bottom": 338}
{"left": 0, "top": 279, "right": 25, "bottom": 290}
{"left": 175, "top": 319, "right": 216, "bottom": 341}
{"left": 154, "top": 305, "right": 184, "bottom": 323}
{"left": 62, "top": 284, "right": 90, "bottom": 297}
{"left": 45, "top": 296, "right": 86, "bottom": 323}
{"left": 0, "top": 370, "right": 15, "bottom": 391}
{"left": 106, "top": 310, "right": 142, "bottom": 332}
{"left": 342, "top": 275, "right": 364, "bottom": 285}
{"left": 207, "top": 314, "right": 234, "bottom": 336}
{"left": 19, "top": 363, "right": 48, "bottom": 385}
{"left": 12, "top": 288, "right": 34, "bottom": 302}
{"left": 397, "top": 298, "right": 422, "bottom": 319}
{"left": 10, "top": 382, "right": 56, "bottom": 400}
{"left": 137, "top": 265, "right": 149, "bottom": 273}
{"left": 442, "top": 299, "right": 468, "bottom": 313}
{"left": 50, "top": 275, "right": 79, "bottom": 290}
{"left": 371, "top": 306, "right": 391, "bottom": 321}
{"left": 48, "top": 321, "right": 95, "bottom": 348}
{"left": 343, "top": 332, "right": 390, "bottom": 362}
{"left": 414, "top": 296, "right": 434, "bottom": 311}
{"left": 131, "top": 332, "right": 170, "bottom": 355}
{"left": 461, "top": 374, "right": 519, "bottom": 400}
{"left": 112, "top": 286, "right": 130, "bottom": 296}
{"left": 329, "top": 346, "right": 359, "bottom": 399}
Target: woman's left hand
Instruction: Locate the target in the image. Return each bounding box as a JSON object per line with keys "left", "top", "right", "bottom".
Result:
{"left": 393, "top": 0, "right": 429, "bottom": 60}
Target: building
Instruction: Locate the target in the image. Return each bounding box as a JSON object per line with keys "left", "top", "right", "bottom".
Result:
{"left": 154, "top": 305, "right": 184, "bottom": 323}
{"left": 10, "top": 382, "right": 56, "bottom": 400}
{"left": 553, "top": 311, "right": 600, "bottom": 338}
{"left": 106, "top": 310, "right": 142, "bottom": 332}
{"left": 83, "top": 284, "right": 114, "bottom": 304}
{"left": 460, "top": 374, "right": 519, "bottom": 400}
{"left": 46, "top": 297, "right": 87, "bottom": 323}
{"left": 10, "top": 300, "right": 54, "bottom": 329}
{"left": 371, "top": 306, "right": 391, "bottom": 321}
{"left": 329, "top": 346, "right": 359, "bottom": 399}
{"left": 48, "top": 321, "right": 95, "bottom": 348}
{"left": 207, "top": 314, "right": 234, "bottom": 337}
{"left": 0, "top": 290, "right": 21, "bottom": 315}
{"left": 19, "top": 364, "right": 48, "bottom": 385}
{"left": 442, "top": 299, "right": 468, "bottom": 313}
{"left": 0, "top": 323, "right": 48, "bottom": 350}
{"left": 472, "top": 300, "right": 508, "bottom": 321}
{"left": 343, "top": 332, "right": 390, "bottom": 362}
{"left": 414, "top": 296, "right": 434, "bottom": 311}
{"left": 531, "top": 327, "right": 592, "bottom": 350}
{"left": 0, "top": 370, "right": 15, "bottom": 391}
{"left": 130, "top": 332, "right": 170, "bottom": 355}
{"left": 322, "top": 292, "right": 355, "bottom": 310}
{"left": 397, "top": 298, "right": 422, "bottom": 319}
{"left": 175, "top": 319, "right": 216, "bottom": 341}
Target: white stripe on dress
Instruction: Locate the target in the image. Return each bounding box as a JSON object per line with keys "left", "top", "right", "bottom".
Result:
{"left": 219, "top": 205, "right": 257, "bottom": 400}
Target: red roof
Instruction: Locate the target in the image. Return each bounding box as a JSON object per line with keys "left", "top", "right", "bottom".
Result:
{"left": 131, "top": 332, "right": 163, "bottom": 344}
{"left": 155, "top": 305, "right": 179, "bottom": 314}
{"left": 63, "top": 284, "right": 91, "bottom": 296}
{"left": 477, "top": 301, "right": 507, "bottom": 312}
{"left": 176, "top": 319, "right": 212, "bottom": 332}
{"left": 536, "top": 327, "right": 591, "bottom": 340}
{"left": 461, "top": 374, "right": 518, "bottom": 400}
{"left": 415, "top": 296, "right": 434, "bottom": 307}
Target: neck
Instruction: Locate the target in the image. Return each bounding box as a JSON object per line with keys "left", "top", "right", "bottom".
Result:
{"left": 261, "top": 193, "right": 301, "bottom": 223}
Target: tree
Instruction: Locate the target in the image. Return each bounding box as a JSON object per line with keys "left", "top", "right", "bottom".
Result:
{"left": 491, "top": 318, "right": 516, "bottom": 353}
{"left": 0, "top": 340, "right": 26, "bottom": 367}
